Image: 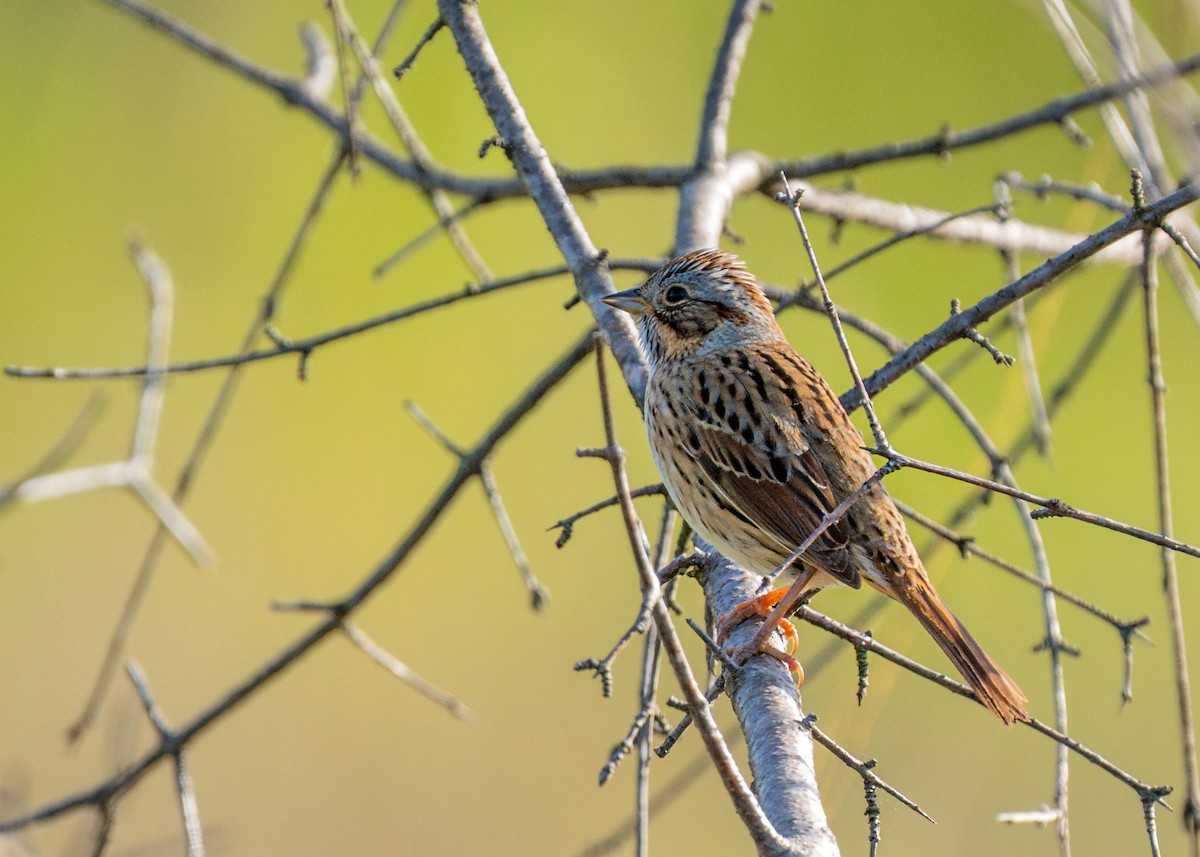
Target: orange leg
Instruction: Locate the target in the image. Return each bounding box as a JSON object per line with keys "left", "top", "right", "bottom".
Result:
{"left": 716, "top": 584, "right": 807, "bottom": 684}
{"left": 714, "top": 585, "right": 791, "bottom": 642}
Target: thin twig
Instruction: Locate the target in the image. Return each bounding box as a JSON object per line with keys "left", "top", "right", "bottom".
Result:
{"left": 1001, "top": 171, "right": 1130, "bottom": 213}
{"left": 800, "top": 714, "right": 935, "bottom": 823}
{"left": 991, "top": 172, "right": 1072, "bottom": 848}
{"left": 632, "top": 503, "right": 676, "bottom": 857}
{"left": 0, "top": 393, "right": 104, "bottom": 509}
{"left": 924, "top": 272, "right": 1139, "bottom": 550}
{"left": 897, "top": 499, "right": 1151, "bottom": 642}
{"left": 392, "top": 17, "right": 443, "bottom": 79}
{"left": 776, "top": 51, "right": 1200, "bottom": 179}
{"left": 550, "top": 484, "right": 666, "bottom": 548}
{"left": 374, "top": 197, "right": 486, "bottom": 279}
{"left": 779, "top": 175, "right": 889, "bottom": 450}
{"left": 793, "top": 607, "right": 1169, "bottom": 801}
{"left": 774, "top": 201, "right": 1004, "bottom": 312}
{"left": 340, "top": 6, "right": 491, "bottom": 282}
{"left": 341, "top": 622, "right": 474, "bottom": 720}
{"left": 770, "top": 179, "right": 1148, "bottom": 268}
{"left": 995, "top": 180, "right": 1053, "bottom": 455}
{"left": 1141, "top": 224, "right": 1200, "bottom": 842}
{"left": 997, "top": 807, "right": 1062, "bottom": 826}
{"left": 405, "top": 401, "right": 548, "bottom": 609}
{"left": 7, "top": 267, "right": 567, "bottom": 380}
{"left": 872, "top": 448, "right": 1200, "bottom": 558}
{"left": 325, "top": 0, "right": 361, "bottom": 176}
{"left": 1003, "top": 170, "right": 1200, "bottom": 274}
{"left": 125, "top": 661, "right": 206, "bottom": 857}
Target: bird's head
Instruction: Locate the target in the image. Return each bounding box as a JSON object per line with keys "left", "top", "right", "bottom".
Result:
{"left": 602, "top": 249, "right": 781, "bottom": 368}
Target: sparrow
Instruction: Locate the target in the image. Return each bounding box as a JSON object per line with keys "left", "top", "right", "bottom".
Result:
{"left": 603, "top": 249, "right": 1027, "bottom": 724}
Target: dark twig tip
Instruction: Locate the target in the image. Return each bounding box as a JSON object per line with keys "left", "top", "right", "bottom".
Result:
{"left": 478, "top": 135, "right": 511, "bottom": 159}
{"left": 392, "top": 17, "right": 443, "bottom": 79}
{"left": 574, "top": 658, "right": 615, "bottom": 698}
{"left": 1056, "top": 114, "right": 1093, "bottom": 148}
{"left": 1030, "top": 497, "right": 1072, "bottom": 519}
{"left": 1130, "top": 169, "right": 1147, "bottom": 213}
{"left": 553, "top": 522, "right": 573, "bottom": 548}
{"left": 949, "top": 298, "right": 1014, "bottom": 365}
{"left": 529, "top": 585, "right": 550, "bottom": 611}
{"left": 855, "top": 634, "right": 872, "bottom": 705}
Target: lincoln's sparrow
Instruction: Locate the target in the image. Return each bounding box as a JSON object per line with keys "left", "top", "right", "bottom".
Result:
{"left": 603, "top": 249, "right": 1027, "bottom": 724}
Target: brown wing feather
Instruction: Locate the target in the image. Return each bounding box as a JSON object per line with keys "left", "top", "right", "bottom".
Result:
{"left": 671, "top": 355, "right": 861, "bottom": 588}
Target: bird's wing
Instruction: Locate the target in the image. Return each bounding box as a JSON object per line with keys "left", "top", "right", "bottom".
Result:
{"left": 667, "top": 354, "right": 861, "bottom": 587}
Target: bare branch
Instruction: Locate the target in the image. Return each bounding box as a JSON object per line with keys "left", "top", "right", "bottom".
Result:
{"left": 844, "top": 182, "right": 1199, "bottom": 412}
{"left": 436, "top": 0, "right": 647, "bottom": 400}
{"left": 405, "top": 401, "right": 548, "bottom": 609}
{"left": 392, "top": 17, "right": 444, "bottom": 80}
{"left": 125, "top": 661, "right": 206, "bottom": 857}
{"left": 11, "top": 239, "right": 213, "bottom": 568}
{"left": 341, "top": 622, "right": 474, "bottom": 720}
{"left": 550, "top": 484, "right": 666, "bottom": 548}
{"left": 793, "top": 607, "right": 1169, "bottom": 801}
{"left": 6, "top": 265, "right": 582, "bottom": 380}
{"left": 801, "top": 715, "right": 934, "bottom": 824}
{"left": 694, "top": 0, "right": 763, "bottom": 171}
{"left": 776, "top": 51, "right": 1200, "bottom": 178}
{"left": 325, "top": 0, "right": 362, "bottom": 176}
{"left": 97, "top": 0, "right": 1200, "bottom": 230}
{"left": 339, "top": 6, "right": 492, "bottom": 281}
{"left": 298, "top": 21, "right": 335, "bottom": 101}
{"left": 770, "top": 179, "right": 1151, "bottom": 266}
{"left": 897, "top": 499, "right": 1151, "bottom": 643}
{"left": 871, "top": 447, "right": 1200, "bottom": 559}
{"left": 1140, "top": 226, "right": 1200, "bottom": 837}
{"left": 779, "top": 177, "right": 890, "bottom": 451}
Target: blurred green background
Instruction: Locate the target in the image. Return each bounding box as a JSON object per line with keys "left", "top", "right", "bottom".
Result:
{"left": 2, "top": 1, "right": 1199, "bottom": 855}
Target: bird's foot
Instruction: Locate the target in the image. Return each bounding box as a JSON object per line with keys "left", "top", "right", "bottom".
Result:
{"left": 717, "top": 586, "right": 804, "bottom": 683}
{"left": 714, "top": 586, "right": 790, "bottom": 642}
{"left": 726, "top": 638, "right": 805, "bottom": 683}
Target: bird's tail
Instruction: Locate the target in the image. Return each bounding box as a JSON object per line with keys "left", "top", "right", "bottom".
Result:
{"left": 903, "top": 581, "right": 1028, "bottom": 725}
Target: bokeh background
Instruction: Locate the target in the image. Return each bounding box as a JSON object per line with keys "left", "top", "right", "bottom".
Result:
{"left": 3, "top": 1, "right": 1199, "bottom": 855}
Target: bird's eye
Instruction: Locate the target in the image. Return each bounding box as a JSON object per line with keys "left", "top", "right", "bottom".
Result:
{"left": 663, "top": 285, "right": 689, "bottom": 305}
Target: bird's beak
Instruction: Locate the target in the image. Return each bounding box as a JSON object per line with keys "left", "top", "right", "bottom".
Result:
{"left": 602, "top": 287, "right": 651, "bottom": 316}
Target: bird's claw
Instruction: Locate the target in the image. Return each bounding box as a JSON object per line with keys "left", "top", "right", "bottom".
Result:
{"left": 726, "top": 640, "right": 805, "bottom": 684}
{"left": 714, "top": 586, "right": 791, "bottom": 644}
{"left": 717, "top": 591, "right": 804, "bottom": 684}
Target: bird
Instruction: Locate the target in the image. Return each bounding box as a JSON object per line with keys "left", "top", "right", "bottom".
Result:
{"left": 602, "top": 248, "right": 1027, "bottom": 724}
